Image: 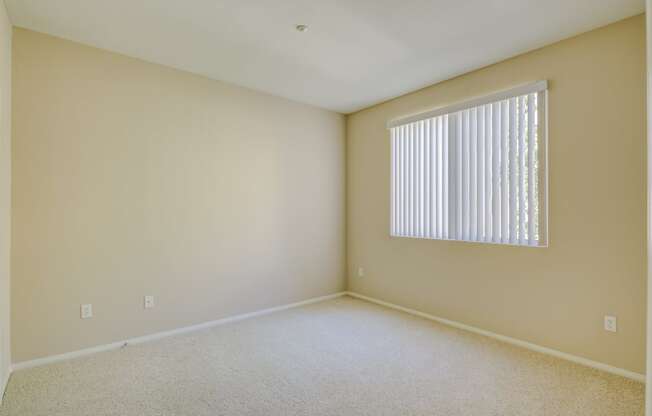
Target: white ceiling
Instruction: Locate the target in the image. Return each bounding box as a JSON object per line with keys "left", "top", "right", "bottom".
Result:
{"left": 6, "top": 0, "right": 644, "bottom": 113}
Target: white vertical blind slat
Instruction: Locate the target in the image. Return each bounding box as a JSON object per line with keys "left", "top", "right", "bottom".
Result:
{"left": 442, "top": 116, "right": 448, "bottom": 239}
{"left": 422, "top": 121, "right": 427, "bottom": 237}
{"left": 416, "top": 121, "right": 422, "bottom": 237}
{"left": 430, "top": 118, "right": 436, "bottom": 238}
{"left": 408, "top": 124, "right": 413, "bottom": 236}
{"left": 501, "top": 100, "right": 509, "bottom": 243}
{"left": 432, "top": 118, "right": 438, "bottom": 238}
{"left": 528, "top": 93, "right": 536, "bottom": 245}
{"left": 518, "top": 95, "right": 527, "bottom": 245}
{"left": 422, "top": 121, "right": 428, "bottom": 237}
{"left": 477, "top": 106, "right": 485, "bottom": 241}
{"left": 509, "top": 97, "right": 518, "bottom": 244}
{"left": 426, "top": 119, "right": 432, "bottom": 238}
{"left": 470, "top": 108, "right": 478, "bottom": 241}
{"left": 485, "top": 104, "right": 493, "bottom": 242}
{"left": 402, "top": 125, "right": 407, "bottom": 236}
{"left": 458, "top": 113, "right": 464, "bottom": 239}
{"left": 411, "top": 123, "right": 416, "bottom": 236}
{"left": 403, "top": 124, "right": 408, "bottom": 236}
{"left": 414, "top": 122, "right": 419, "bottom": 236}
{"left": 397, "top": 126, "right": 402, "bottom": 235}
{"left": 536, "top": 91, "right": 546, "bottom": 245}
{"left": 391, "top": 129, "right": 396, "bottom": 235}
{"left": 449, "top": 113, "right": 458, "bottom": 240}
{"left": 493, "top": 102, "right": 501, "bottom": 243}
{"left": 460, "top": 111, "right": 467, "bottom": 240}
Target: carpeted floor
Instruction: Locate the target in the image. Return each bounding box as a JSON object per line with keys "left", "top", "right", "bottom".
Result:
{"left": 0, "top": 296, "right": 644, "bottom": 415}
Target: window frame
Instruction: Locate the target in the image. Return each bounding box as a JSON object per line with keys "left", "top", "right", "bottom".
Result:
{"left": 387, "top": 81, "right": 549, "bottom": 247}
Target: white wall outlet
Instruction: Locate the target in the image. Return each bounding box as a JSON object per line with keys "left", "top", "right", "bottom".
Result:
{"left": 144, "top": 295, "right": 155, "bottom": 309}
{"left": 357, "top": 267, "right": 365, "bottom": 277}
{"left": 80, "top": 304, "right": 93, "bottom": 319}
{"left": 604, "top": 315, "right": 617, "bottom": 333}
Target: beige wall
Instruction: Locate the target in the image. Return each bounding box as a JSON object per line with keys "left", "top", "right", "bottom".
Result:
{"left": 347, "top": 15, "right": 646, "bottom": 374}
{"left": 11, "top": 28, "right": 346, "bottom": 363}
{"left": 0, "top": 0, "right": 10, "bottom": 398}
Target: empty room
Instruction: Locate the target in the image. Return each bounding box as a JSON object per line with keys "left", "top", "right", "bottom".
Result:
{"left": 1, "top": 0, "right": 652, "bottom": 415}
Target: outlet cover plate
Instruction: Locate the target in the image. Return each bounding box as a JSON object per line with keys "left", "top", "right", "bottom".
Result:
{"left": 80, "top": 304, "right": 93, "bottom": 319}
{"left": 604, "top": 315, "right": 617, "bottom": 333}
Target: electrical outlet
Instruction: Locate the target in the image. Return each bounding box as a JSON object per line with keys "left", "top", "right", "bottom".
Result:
{"left": 604, "top": 315, "right": 617, "bottom": 333}
{"left": 357, "top": 267, "right": 365, "bottom": 277}
{"left": 144, "top": 295, "right": 155, "bottom": 309}
{"left": 80, "top": 304, "right": 93, "bottom": 319}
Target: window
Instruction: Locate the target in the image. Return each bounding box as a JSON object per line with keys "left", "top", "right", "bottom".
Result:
{"left": 388, "top": 81, "right": 548, "bottom": 247}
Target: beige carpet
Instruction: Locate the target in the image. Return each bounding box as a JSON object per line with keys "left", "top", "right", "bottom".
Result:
{"left": 0, "top": 296, "right": 644, "bottom": 415}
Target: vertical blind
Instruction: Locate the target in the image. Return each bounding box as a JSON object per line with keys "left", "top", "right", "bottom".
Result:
{"left": 389, "top": 81, "right": 548, "bottom": 247}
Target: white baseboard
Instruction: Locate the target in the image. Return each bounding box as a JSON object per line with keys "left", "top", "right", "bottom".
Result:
{"left": 0, "top": 366, "right": 9, "bottom": 405}
{"left": 12, "top": 292, "right": 347, "bottom": 372}
{"left": 11, "top": 290, "right": 643, "bottom": 384}
{"left": 346, "top": 291, "right": 645, "bottom": 383}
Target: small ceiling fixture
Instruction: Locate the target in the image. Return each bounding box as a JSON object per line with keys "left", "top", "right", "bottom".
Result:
{"left": 295, "top": 24, "right": 309, "bottom": 33}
